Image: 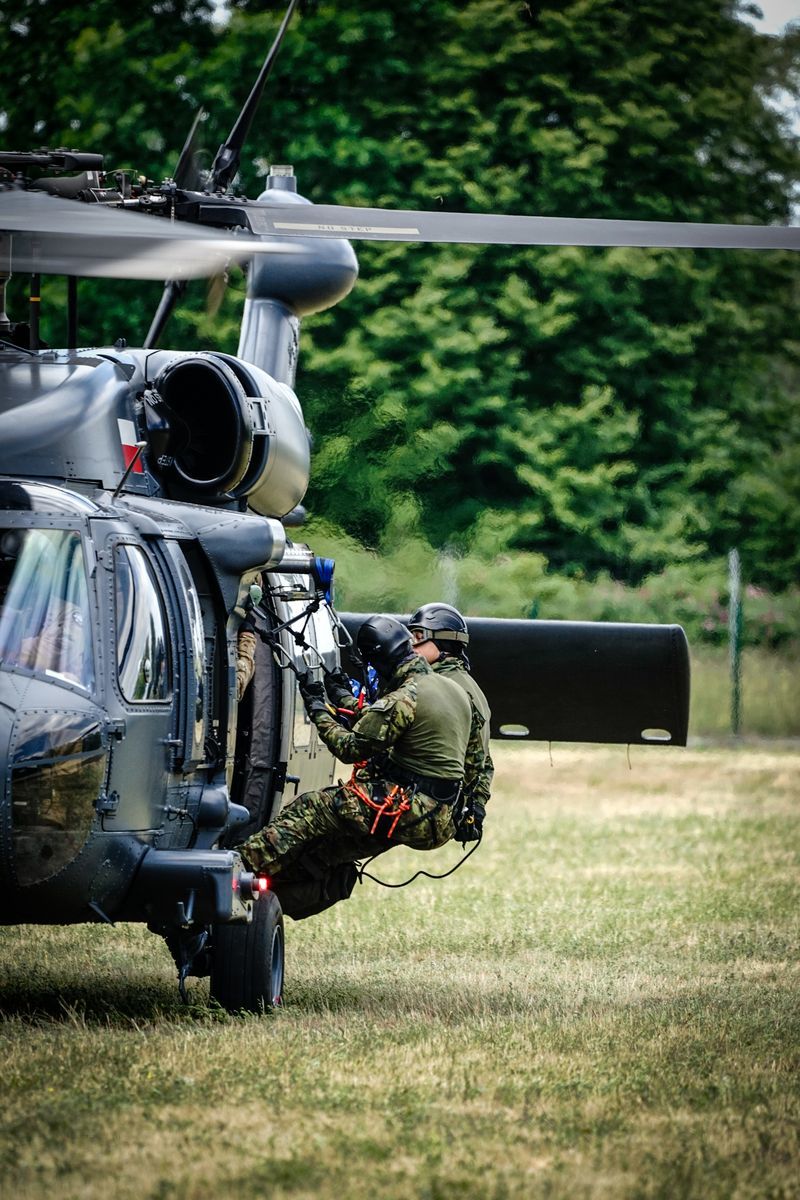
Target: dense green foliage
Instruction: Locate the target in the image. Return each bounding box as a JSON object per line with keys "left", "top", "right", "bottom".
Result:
{"left": 307, "top": 518, "right": 800, "bottom": 649}
{"left": 1, "top": 1, "right": 799, "bottom": 596}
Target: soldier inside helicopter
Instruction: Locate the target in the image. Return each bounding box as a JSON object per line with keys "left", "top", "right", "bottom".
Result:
{"left": 0, "top": 525, "right": 94, "bottom": 692}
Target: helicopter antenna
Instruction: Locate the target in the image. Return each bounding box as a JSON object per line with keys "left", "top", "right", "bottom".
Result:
{"left": 207, "top": 0, "right": 299, "bottom": 194}
{"left": 112, "top": 441, "right": 147, "bottom": 499}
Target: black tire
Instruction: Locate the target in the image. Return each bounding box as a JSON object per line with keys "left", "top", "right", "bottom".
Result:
{"left": 209, "top": 891, "right": 284, "bottom": 1013}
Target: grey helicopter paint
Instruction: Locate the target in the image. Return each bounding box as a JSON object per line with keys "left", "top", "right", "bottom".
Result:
{"left": 0, "top": 166, "right": 360, "bottom": 1009}
{"left": 0, "top": 1, "right": 704, "bottom": 1012}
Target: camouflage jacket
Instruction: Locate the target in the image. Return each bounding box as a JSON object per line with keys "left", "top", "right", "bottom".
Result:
{"left": 433, "top": 656, "right": 494, "bottom": 811}
{"left": 311, "top": 655, "right": 485, "bottom": 794}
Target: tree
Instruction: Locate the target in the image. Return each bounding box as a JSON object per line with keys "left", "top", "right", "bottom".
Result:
{"left": 1, "top": 1, "right": 798, "bottom": 587}
{"left": 291, "top": 1, "right": 800, "bottom": 587}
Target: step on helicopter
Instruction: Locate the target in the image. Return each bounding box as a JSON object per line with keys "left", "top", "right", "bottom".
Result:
{"left": 5, "top": 0, "right": 789, "bottom": 1013}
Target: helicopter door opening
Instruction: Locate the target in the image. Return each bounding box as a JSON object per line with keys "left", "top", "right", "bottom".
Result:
{"left": 230, "top": 599, "right": 284, "bottom": 839}
{"left": 273, "top": 585, "right": 339, "bottom": 795}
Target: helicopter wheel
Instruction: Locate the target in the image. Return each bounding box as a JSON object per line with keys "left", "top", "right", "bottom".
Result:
{"left": 209, "top": 890, "right": 284, "bottom": 1014}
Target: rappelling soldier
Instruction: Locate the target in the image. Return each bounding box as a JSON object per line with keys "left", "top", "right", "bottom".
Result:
{"left": 407, "top": 602, "right": 493, "bottom": 842}
{"left": 235, "top": 615, "right": 485, "bottom": 911}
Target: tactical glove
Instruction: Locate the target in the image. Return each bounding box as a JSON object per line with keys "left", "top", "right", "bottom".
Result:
{"left": 455, "top": 800, "right": 485, "bottom": 845}
{"left": 325, "top": 666, "right": 355, "bottom": 708}
{"left": 297, "top": 672, "right": 330, "bottom": 719}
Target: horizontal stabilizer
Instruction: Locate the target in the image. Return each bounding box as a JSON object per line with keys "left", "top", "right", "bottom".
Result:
{"left": 340, "top": 615, "right": 691, "bottom": 746}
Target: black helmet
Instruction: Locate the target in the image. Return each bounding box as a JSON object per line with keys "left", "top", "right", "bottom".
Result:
{"left": 408, "top": 602, "right": 469, "bottom": 651}
{"left": 356, "top": 615, "right": 413, "bottom": 679}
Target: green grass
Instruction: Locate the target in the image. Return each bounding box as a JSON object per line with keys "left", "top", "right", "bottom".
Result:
{"left": 689, "top": 646, "right": 800, "bottom": 737}
{"left": 1, "top": 743, "right": 799, "bottom": 1199}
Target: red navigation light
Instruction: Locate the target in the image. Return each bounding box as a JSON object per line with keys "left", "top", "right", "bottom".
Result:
{"left": 232, "top": 875, "right": 239, "bottom": 891}
{"left": 256, "top": 875, "right": 270, "bottom": 893}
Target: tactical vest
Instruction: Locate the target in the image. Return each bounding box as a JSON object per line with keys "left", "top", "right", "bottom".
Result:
{"left": 389, "top": 670, "right": 472, "bottom": 779}
{"left": 435, "top": 657, "right": 492, "bottom": 756}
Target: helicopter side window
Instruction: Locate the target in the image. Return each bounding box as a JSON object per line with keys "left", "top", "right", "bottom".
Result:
{"left": 114, "top": 546, "right": 172, "bottom": 703}
{"left": 0, "top": 528, "right": 94, "bottom": 692}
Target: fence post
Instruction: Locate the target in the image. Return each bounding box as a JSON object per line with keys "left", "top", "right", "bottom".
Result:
{"left": 441, "top": 548, "right": 458, "bottom": 608}
{"left": 728, "top": 548, "right": 742, "bottom": 736}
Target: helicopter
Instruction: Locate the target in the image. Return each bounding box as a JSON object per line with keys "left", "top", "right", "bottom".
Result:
{"left": 5, "top": 0, "right": 791, "bottom": 1014}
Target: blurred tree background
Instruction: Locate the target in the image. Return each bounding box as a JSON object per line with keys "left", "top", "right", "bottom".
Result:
{"left": 1, "top": 0, "right": 798, "bottom": 640}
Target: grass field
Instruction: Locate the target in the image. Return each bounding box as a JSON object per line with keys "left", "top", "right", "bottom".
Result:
{"left": 689, "top": 646, "right": 799, "bottom": 737}
{"left": 1, "top": 742, "right": 799, "bottom": 1199}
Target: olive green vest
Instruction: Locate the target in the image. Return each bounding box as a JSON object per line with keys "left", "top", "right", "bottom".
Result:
{"left": 434, "top": 657, "right": 492, "bottom": 756}
{"left": 389, "top": 671, "right": 472, "bottom": 779}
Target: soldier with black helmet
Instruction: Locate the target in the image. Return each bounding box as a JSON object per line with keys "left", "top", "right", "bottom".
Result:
{"left": 407, "top": 602, "right": 493, "bottom": 842}
{"left": 236, "top": 615, "right": 485, "bottom": 910}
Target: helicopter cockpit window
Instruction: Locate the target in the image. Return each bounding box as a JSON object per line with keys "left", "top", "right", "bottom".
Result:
{"left": 0, "top": 528, "right": 95, "bottom": 692}
{"left": 114, "top": 546, "right": 171, "bottom": 703}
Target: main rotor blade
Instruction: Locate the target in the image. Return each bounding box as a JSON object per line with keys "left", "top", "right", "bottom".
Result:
{"left": 0, "top": 189, "right": 300, "bottom": 279}
{"left": 248, "top": 201, "right": 800, "bottom": 252}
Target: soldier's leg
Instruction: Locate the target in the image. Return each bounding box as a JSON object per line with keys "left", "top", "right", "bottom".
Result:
{"left": 237, "top": 783, "right": 378, "bottom": 875}
{"left": 394, "top": 791, "right": 457, "bottom": 850}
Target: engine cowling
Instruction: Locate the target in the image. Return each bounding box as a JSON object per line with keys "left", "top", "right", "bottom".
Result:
{"left": 145, "top": 351, "right": 310, "bottom": 518}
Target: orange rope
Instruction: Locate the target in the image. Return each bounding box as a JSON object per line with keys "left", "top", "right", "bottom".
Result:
{"left": 345, "top": 767, "right": 412, "bottom": 838}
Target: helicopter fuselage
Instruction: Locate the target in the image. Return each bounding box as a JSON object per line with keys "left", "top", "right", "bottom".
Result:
{"left": 0, "top": 344, "right": 342, "bottom": 933}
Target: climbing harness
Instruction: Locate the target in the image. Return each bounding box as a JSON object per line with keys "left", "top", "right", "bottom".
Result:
{"left": 343, "top": 765, "right": 413, "bottom": 838}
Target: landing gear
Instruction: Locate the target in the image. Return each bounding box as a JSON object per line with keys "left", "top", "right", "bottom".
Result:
{"left": 209, "top": 890, "right": 284, "bottom": 1013}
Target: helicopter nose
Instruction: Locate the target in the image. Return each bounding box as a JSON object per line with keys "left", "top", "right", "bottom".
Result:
{"left": 0, "top": 682, "right": 108, "bottom": 889}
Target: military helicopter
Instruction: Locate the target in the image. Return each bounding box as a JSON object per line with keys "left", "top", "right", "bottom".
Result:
{"left": 3, "top": 0, "right": 790, "bottom": 1014}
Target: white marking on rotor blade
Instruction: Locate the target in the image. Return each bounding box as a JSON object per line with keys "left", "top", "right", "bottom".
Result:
{"left": 272, "top": 221, "right": 420, "bottom": 236}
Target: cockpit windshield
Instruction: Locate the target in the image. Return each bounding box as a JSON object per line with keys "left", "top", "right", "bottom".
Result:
{"left": 0, "top": 528, "right": 94, "bottom": 691}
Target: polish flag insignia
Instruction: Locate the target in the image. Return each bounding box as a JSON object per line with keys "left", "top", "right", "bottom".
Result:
{"left": 117, "top": 419, "right": 144, "bottom": 474}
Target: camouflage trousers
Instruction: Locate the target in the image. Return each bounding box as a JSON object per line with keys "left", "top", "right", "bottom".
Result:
{"left": 237, "top": 773, "right": 458, "bottom": 877}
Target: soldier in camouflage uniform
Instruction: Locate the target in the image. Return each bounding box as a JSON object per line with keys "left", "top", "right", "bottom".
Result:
{"left": 235, "top": 614, "right": 257, "bottom": 701}
{"left": 236, "top": 615, "right": 485, "bottom": 890}
{"left": 408, "top": 602, "right": 493, "bottom": 840}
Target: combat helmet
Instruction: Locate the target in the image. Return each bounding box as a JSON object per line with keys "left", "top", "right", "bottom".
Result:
{"left": 408, "top": 602, "right": 469, "bottom": 653}
{"left": 356, "top": 615, "right": 414, "bottom": 680}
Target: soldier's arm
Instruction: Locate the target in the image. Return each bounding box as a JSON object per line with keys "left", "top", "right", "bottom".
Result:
{"left": 324, "top": 667, "right": 360, "bottom": 715}
{"left": 310, "top": 682, "right": 417, "bottom": 763}
{"left": 463, "top": 704, "right": 490, "bottom": 808}
{"left": 472, "top": 743, "right": 494, "bottom": 811}
{"left": 236, "top": 629, "right": 257, "bottom": 701}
